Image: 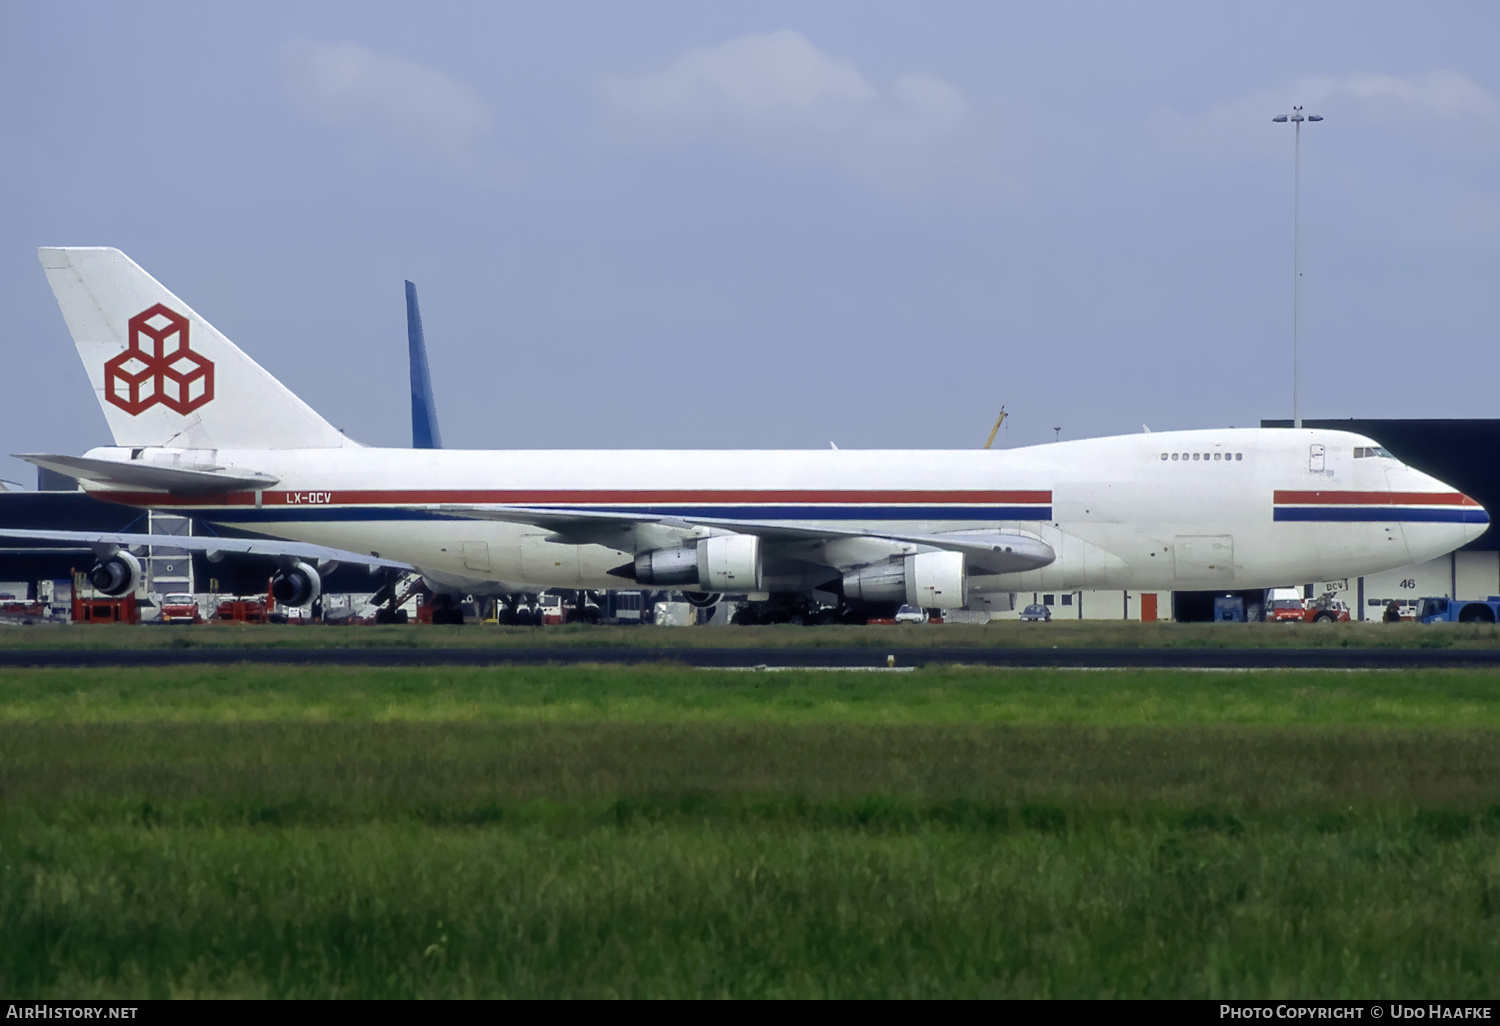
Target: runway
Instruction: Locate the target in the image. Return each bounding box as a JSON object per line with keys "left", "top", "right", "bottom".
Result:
{"left": 4, "top": 646, "right": 1500, "bottom": 669}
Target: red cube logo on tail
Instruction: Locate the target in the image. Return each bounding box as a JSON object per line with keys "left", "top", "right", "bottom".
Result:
{"left": 104, "top": 304, "right": 214, "bottom": 415}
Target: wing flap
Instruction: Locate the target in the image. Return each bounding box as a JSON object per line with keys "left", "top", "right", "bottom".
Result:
{"left": 430, "top": 504, "right": 1055, "bottom": 574}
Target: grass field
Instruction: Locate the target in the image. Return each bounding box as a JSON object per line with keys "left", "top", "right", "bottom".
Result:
{"left": 3, "top": 618, "right": 1500, "bottom": 650}
{"left": 2, "top": 665, "right": 1499, "bottom": 997}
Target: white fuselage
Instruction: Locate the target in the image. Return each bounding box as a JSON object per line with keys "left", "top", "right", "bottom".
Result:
{"left": 82, "top": 427, "right": 1487, "bottom": 596}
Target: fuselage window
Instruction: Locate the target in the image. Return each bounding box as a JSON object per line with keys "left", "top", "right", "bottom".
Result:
{"left": 1168, "top": 451, "right": 1244, "bottom": 464}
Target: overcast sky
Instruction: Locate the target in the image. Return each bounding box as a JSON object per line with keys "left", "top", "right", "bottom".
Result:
{"left": 4, "top": 1, "right": 1498, "bottom": 485}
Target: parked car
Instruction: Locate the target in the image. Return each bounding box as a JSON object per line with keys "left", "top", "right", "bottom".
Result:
{"left": 894, "top": 604, "right": 927, "bottom": 624}
{"left": 1019, "top": 603, "right": 1052, "bottom": 622}
{"left": 159, "top": 592, "right": 201, "bottom": 625}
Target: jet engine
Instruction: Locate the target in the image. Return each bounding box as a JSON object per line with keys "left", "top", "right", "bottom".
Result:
{"left": 842, "top": 551, "right": 967, "bottom": 609}
{"left": 88, "top": 550, "right": 142, "bottom": 597}
{"left": 270, "top": 561, "right": 322, "bottom": 607}
{"left": 630, "top": 535, "right": 762, "bottom": 592}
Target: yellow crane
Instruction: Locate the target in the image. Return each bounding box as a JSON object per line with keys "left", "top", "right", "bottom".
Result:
{"left": 982, "top": 406, "right": 1007, "bottom": 449}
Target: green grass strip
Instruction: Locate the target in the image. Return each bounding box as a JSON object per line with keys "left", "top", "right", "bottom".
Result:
{"left": 2, "top": 665, "right": 1500, "bottom": 726}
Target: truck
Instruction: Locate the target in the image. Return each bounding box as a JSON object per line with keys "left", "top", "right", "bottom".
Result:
{"left": 1414, "top": 596, "right": 1500, "bottom": 624}
{"left": 1266, "top": 587, "right": 1307, "bottom": 622}
{"left": 1300, "top": 592, "right": 1351, "bottom": 623}
{"left": 1264, "top": 588, "right": 1350, "bottom": 623}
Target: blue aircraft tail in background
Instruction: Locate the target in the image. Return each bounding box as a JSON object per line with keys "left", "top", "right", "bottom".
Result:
{"left": 405, "top": 280, "right": 443, "bottom": 449}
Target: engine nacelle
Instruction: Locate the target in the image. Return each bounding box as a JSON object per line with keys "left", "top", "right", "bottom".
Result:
{"left": 842, "top": 551, "right": 967, "bottom": 609}
{"left": 633, "top": 535, "right": 762, "bottom": 592}
{"left": 270, "top": 561, "right": 322, "bottom": 607}
{"left": 88, "top": 550, "right": 142, "bottom": 597}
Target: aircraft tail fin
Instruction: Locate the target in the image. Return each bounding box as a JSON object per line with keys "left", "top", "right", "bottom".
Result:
{"left": 37, "top": 247, "right": 356, "bottom": 450}
{"left": 405, "top": 280, "right": 443, "bottom": 449}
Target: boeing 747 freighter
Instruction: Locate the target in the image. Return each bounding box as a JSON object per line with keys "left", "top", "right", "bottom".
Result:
{"left": 8, "top": 247, "right": 1487, "bottom": 621}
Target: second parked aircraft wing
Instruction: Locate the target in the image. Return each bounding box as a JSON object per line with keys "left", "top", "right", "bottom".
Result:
{"left": 0, "top": 528, "right": 414, "bottom": 570}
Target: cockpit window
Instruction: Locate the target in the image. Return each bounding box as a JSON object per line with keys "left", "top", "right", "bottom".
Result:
{"left": 1354, "top": 446, "right": 1395, "bottom": 459}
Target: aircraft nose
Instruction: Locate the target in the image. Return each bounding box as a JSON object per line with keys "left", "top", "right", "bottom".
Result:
{"left": 1460, "top": 493, "right": 1490, "bottom": 546}
{"left": 1391, "top": 463, "right": 1489, "bottom": 564}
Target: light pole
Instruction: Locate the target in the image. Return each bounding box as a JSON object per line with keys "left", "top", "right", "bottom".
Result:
{"left": 1272, "top": 106, "right": 1323, "bottom": 429}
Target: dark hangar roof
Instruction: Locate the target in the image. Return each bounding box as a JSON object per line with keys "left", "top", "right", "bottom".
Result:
{"left": 1261, "top": 418, "right": 1500, "bottom": 551}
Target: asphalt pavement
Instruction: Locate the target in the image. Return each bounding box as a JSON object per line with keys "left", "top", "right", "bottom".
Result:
{"left": 3, "top": 646, "right": 1499, "bottom": 669}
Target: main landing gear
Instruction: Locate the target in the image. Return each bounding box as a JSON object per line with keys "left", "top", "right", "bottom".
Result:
{"left": 498, "top": 594, "right": 542, "bottom": 626}
{"left": 428, "top": 593, "right": 465, "bottom": 626}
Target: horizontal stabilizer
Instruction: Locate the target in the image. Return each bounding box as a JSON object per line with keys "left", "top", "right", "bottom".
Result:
{"left": 15, "top": 454, "right": 279, "bottom": 495}
{"left": 0, "top": 528, "right": 413, "bottom": 570}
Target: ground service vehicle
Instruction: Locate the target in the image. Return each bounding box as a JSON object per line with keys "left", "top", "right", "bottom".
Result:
{"left": 894, "top": 604, "right": 926, "bottom": 624}
{"left": 1300, "top": 593, "right": 1351, "bottom": 623}
{"left": 1415, "top": 596, "right": 1500, "bottom": 624}
{"left": 159, "top": 592, "right": 201, "bottom": 624}
{"left": 1266, "top": 588, "right": 1307, "bottom": 622}
{"left": 1019, "top": 603, "right": 1052, "bottom": 622}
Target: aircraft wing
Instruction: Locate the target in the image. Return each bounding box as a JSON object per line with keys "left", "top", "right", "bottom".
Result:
{"left": 431, "top": 504, "right": 1054, "bottom": 575}
{"left": 0, "top": 528, "right": 413, "bottom": 570}
{"left": 15, "top": 454, "right": 278, "bottom": 494}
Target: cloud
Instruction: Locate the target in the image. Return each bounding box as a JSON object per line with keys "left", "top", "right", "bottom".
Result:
{"left": 891, "top": 74, "right": 968, "bottom": 131}
{"left": 1307, "top": 70, "right": 1500, "bottom": 124}
{"left": 282, "top": 41, "right": 497, "bottom": 173}
{"left": 1134, "top": 70, "right": 1500, "bottom": 173}
{"left": 604, "top": 31, "right": 978, "bottom": 189}
{"left": 609, "top": 29, "right": 875, "bottom": 126}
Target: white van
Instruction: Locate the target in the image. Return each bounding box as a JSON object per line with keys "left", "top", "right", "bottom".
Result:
{"left": 1266, "top": 587, "right": 1306, "bottom": 622}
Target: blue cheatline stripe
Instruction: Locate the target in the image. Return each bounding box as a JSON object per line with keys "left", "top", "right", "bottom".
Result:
{"left": 196, "top": 505, "right": 1055, "bottom": 525}
{"left": 1274, "top": 507, "right": 1490, "bottom": 524}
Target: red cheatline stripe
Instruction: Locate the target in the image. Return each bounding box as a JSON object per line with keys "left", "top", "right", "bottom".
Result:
{"left": 96, "top": 488, "right": 1054, "bottom": 508}
{"left": 1274, "top": 490, "right": 1478, "bottom": 506}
